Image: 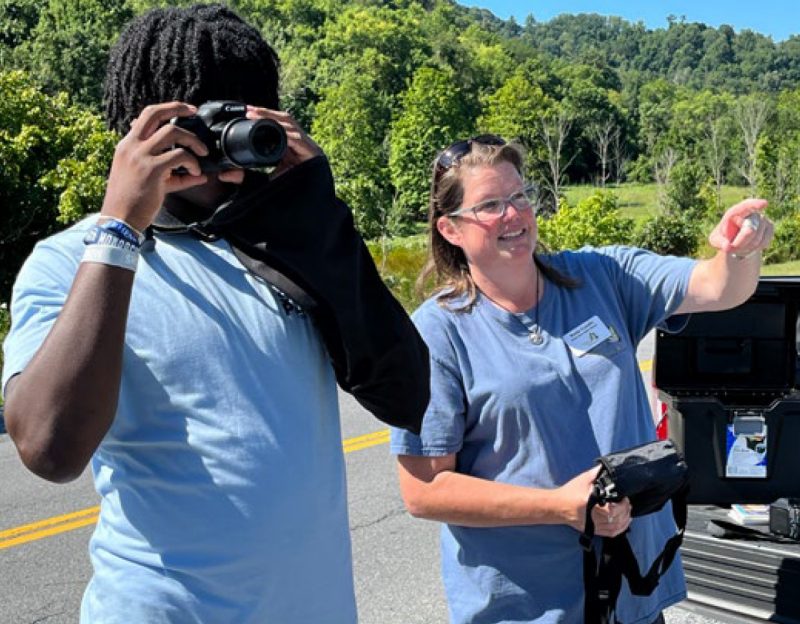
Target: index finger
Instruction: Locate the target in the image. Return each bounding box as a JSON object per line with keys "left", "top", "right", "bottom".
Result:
{"left": 725, "top": 198, "right": 768, "bottom": 222}
{"left": 246, "top": 105, "right": 291, "bottom": 121}
{"left": 131, "top": 101, "right": 197, "bottom": 140}
{"left": 716, "top": 198, "right": 768, "bottom": 243}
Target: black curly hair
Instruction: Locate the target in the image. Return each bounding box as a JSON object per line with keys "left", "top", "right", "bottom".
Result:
{"left": 103, "top": 4, "right": 280, "bottom": 135}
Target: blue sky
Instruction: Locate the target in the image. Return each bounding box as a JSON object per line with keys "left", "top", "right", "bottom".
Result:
{"left": 460, "top": 1, "right": 798, "bottom": 42}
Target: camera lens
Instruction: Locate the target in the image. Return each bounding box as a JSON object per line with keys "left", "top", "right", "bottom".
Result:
{"left": 221, "top": 118, "right": 287, "bottom": 168}
{"left": 251, "top": 124, "right": 284, "bottom": 159}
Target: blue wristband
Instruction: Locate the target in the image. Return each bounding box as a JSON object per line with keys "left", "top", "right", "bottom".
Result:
{"left": 83, "top": 225, "right": 141, "bottom": 252}
{"left": 96, "top": 218, "right": 143, "bottom": 246}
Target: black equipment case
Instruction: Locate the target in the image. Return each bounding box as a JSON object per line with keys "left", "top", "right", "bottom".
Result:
{"left": 654, "top": 276, "right": 800, "bottom": 505}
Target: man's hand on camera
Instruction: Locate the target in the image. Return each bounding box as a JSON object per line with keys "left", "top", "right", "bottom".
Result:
{"left": 246, "top": 106, "right": 322, "bottom": 178}
{"left": 100, "top": 102, "right": 211, "bottom": 232}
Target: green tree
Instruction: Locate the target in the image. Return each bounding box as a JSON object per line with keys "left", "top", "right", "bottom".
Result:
{"left": 13, "top": 0, "right": 132, "bottom": 109}
{"left": 0, "top": 0, "right": 41, "bottom": 67}
{"left": 637, "top": 79, "right": 682, "bottom": 156}
{"left": 520, "top": 13, "right": 799, "bottom": 93}
{"left": 478, "top": 61, "right": 556, "bottom": 181}
{"left": 553, "top": 61, "right": 622, "bottom": 181}
{"left": 0, "top": 70, "right": 117, "bottom": 302}
{"left": 756, "top": 135, "right": 800, "bottom": 220}
{"left": 231, "top": 0, "right": 343, "bottom": 127}
{"left": 455, "top": 22, "right": 515, "bottom": 99}
{"left": 312, "top": 3, "right": 429, "bottom": 98}
{"left": 734, "top": 92, "right": 772, "bottom": 193}
{"left": 388, "top": 66, "right": 473, "bottom": 230}
{"left": 312, "top": 65, "right": 393, "bottom": 238}
{"left": 757, "top": 88, "right": 800, "bottom": 218}
{"left": 699, "top": 92, "right": 736, "bottom": 210}
{"left": 664, "top": 159, "right": 710, "bottom": 219}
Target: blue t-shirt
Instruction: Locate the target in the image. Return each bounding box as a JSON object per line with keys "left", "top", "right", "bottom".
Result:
{"left": 391, "top": 246, "right": 696, "bottom": 624}
{"left": 3, "top": 217, "right": 357, "bottom": 623}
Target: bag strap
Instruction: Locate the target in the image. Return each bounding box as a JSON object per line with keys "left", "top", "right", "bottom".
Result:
{"left": 581, "top": 484, "right": 688, "bottom": 624}
{"left": 605, "top": 484, "right": 687, "bottom": 596}
{"left": 582, "top": 490, "right": 616, "bottom": 624}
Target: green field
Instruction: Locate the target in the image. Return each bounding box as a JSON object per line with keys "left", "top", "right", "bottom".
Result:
{"left": 563, "top": 183, "right": 752, "bottom": 223}
{"left": 762, "top": 260, "right": 800, "bottom": 276}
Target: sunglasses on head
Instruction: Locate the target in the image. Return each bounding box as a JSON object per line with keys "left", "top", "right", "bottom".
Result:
{"left": 435, "top": 134, "right": 507, "bottom": 171}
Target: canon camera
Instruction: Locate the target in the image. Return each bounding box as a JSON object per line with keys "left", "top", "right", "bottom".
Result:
{"left": 171, "top": 101, "right": 287, "bottom": 172}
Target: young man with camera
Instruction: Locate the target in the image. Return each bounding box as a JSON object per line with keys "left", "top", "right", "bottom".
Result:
{"left": 1, "top": 5, "right": 428, "bottom": 622}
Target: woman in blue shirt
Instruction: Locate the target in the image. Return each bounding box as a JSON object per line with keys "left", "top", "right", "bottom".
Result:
{"left": 391, "top": 136, "right": 773, "bottom": 624}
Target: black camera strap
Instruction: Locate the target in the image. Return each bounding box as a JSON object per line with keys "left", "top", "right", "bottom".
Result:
{"left": 148, "top": 203, "right": 316, "bottom": 312}
{"left": 144, "top": 156, "right": 429, "bottom": 435}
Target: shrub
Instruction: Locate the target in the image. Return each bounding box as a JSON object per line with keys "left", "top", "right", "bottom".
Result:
{"left": 626, "top": 155, "right": 652, "bottom": 184}
{"left": 538, "top": 191, "right": 635, "bottom": 251}
{"left": 763, "top": 213, "right": 800, "bottom": 264}
{"left": 634, "top": 210, "right": 701, "bottom": 256}
{"left": 367, "top": 234, "right": 428, "bottom": 311}
{"left": 664, "top": 160, "right": 709, "bottom": 219}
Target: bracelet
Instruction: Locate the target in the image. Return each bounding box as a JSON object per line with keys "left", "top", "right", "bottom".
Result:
{"left": 730, "top": 250, "right": 760, "bottom": 261}
{"left": 96, "top": 217, "right": 144, "bottom": 246}
{"left": 83, "top": 225, "right": 140, "bottom": 252}
{"left": 81, "top": 243, "right": 139, "bottom": 272}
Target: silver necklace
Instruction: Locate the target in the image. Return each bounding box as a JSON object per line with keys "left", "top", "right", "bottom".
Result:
{"left": 513, "top": 270, "right": 544, "bottom": 345}
{"left": 529, "top": 305, "right": 544, "bottom": 345}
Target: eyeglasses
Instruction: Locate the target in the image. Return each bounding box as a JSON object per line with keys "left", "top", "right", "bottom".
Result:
{"left": 448, "top": 184, "right": 539, "bottom": 222}
{"left": 435, "top": 134, "right": 507, "bottom": 172}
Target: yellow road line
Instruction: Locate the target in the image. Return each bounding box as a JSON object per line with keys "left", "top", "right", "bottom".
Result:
{"left": 343, "top": 429, "right": 390, "bottom": 453}
{"left": 0, "top": 506, "right": 100, "bottom": 550}
{"left": 0, "top": 514, "right": 99, "bottom": 550}
{"left": 0, "top": 358, "right": 655, "bottom": 551}
{"left": 0, "top": 431, "right": 391, "bottom": 551}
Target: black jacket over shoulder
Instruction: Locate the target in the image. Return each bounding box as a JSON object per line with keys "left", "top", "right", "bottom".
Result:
{"left": 191, "top": 156, "right": 428, "bottom": 434}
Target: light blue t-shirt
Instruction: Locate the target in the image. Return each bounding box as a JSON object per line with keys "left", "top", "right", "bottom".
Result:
{"left": 391, "top": 246, "right": 696, "bottom": 624}
{"left": 3, "top": 217, "right": 357, "bottom": 623}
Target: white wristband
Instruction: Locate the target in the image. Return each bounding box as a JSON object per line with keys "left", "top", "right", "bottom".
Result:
{"left": 82, "top": 243, "right": 139, "bottom": 272}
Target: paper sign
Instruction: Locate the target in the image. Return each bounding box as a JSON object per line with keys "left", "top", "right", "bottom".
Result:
{"left": 725, "top": 423, "right": 767, "bottom": 478}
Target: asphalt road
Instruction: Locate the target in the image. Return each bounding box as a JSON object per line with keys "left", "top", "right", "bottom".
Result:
{"left": 0, "top": 331, "right": 727, "bottom": 623}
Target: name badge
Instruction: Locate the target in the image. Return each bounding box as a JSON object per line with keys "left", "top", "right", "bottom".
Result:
{"left": 564, "top": 316, "right": 613, "bottom": 356}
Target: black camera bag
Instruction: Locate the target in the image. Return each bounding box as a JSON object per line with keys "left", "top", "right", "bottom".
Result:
{"left": 579, "top": 439, "right": 689, "bottom": 624}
